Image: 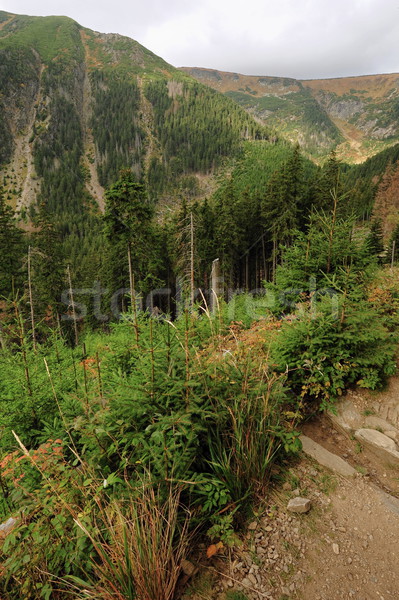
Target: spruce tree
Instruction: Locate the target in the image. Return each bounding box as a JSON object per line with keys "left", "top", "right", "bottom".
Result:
{"left": 102, "top": 170, "right": 154, "bottom": 309}
{"left": 367, "top": 218, "right": 385, "bottom": 260}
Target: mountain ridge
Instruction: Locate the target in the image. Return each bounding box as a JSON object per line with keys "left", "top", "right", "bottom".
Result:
{"left": 180, "top": 67, "right": 399, "bottom": 163}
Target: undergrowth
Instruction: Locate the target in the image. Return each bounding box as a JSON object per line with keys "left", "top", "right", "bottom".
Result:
{"left": 0, "top": 265, "right": 398, "bottom": 599}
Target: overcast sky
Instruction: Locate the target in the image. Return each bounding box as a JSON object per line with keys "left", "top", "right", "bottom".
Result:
{"left": 1, "top": 0, "right": 398, "bottom": 79}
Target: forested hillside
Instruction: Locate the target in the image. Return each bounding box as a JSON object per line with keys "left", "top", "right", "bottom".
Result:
{"left": 0, "top": 11, "right": 268, "bottom": 210}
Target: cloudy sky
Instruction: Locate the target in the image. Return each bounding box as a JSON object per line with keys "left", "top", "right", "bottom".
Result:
{"left": 0, "top": 0, "right": 398, "bottom": 79}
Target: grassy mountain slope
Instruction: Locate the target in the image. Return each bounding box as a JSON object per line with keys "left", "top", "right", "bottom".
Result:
{"left": 180, "top": 67, "right": 399, "bottom": 164}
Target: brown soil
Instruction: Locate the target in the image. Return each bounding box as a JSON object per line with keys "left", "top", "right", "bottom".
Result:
{"left": 300, "top": 473, "right": 399, "bottom": 600}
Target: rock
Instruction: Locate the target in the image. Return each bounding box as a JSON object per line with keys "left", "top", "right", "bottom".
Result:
{"left": 378, "top": 490, "right": 399, "bottom": 517}
{"left": 248, "top": 573, "right": 257, "bottom": 586}
{"left": 248, "top": 520, "right": 257, "bottom": 531}
{"left": 300, "top": 435, "right": 357, "bottom": 477}
{"left": 287, "top": 497, "right": 311, "bottom": 514}
{"left": 354, "top": 428, "right": 399, "bottom": 466}
{"left": 385, "top": 430, "right": 399, "bottom": 443}
{"left": 328, "top": 399, "right": 363, "bottom": 433}
{"left": 181, "top": 559, "right": 197, "bottom": 577}
{"left": 0, "top": 517, "right": 17, "bottom": 540}
{"left": 332, "top": 543, "right": 340, "bottom": 554}
{"left": 364, "top": 415, "right": 399, "bottom": 436}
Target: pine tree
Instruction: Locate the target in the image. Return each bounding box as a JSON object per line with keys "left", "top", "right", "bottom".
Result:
{"left": 213, "top": 180, "right": 244, "bottom": 287}
{"left": 313, "top": 150, "right": 346, "bottom": 214}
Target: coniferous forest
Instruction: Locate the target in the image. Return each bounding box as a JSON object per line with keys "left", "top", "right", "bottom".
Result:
{"left": 1, "top": 10, "right": 399, "bottom": 600}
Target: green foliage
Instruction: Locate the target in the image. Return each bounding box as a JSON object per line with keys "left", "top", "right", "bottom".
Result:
{"left": 0, "top": 305, "right": 301, "bottom": 598}
{"left": 270, "top": 295, "right": 397, "bottom": 410}
{"left": 367, "top": 218, "right": 385, "bottom": 259}
{"left": 263, "top": 191, "right": 397, "bottom": 409}
{"left": 0, "top": 440, "right": 95, "bottom": 600}
{"left": 207, "top": 512, "right": 240, "bottom": 547}
{"left": 271, "top": 206, "right": 374, "bottom": 313}
{"left": 102, "top": 170, "right": 163, "bottom": 301}
{"left": 225, "top": 592, "right": 250, "bottom": 600}
{"left": 0, "top": 14, "right": 84, "bottom": 65}
{"left": 1, "top": 14, "right": 399, "bottom": 597}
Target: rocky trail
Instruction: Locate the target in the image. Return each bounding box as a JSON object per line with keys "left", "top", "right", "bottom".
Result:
{"left": 183, "top": 380, "right": 399, "bottom": 600}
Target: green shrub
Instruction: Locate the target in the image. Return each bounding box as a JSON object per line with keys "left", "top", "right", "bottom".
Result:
{"left": 270, "top": 295, "right": 397, "bottom": 410}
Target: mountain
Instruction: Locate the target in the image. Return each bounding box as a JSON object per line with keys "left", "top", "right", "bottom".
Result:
{"left": 2, "top": 8, "right": 399, "bottom": 234}
{"left": 0, "top": 10, "right": 268, "bottom": 222}
{"left": 180, "top": 67, "right": 399, "bottom": 163}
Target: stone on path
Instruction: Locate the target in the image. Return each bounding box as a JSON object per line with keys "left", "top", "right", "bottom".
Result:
{"left": 328, "top": 398, "right": 399, "bottom": 440}
{"left": 364, "top": 415, "right": 398, "bottom": 436}
{"left": 300, "top": 435, "right": 357, "bottom": 477}
{"left": 287, "top": 497, "right": 311, "bottom": 514}
{"left": 354, "top": 428, "right": 399, "bottom": 467}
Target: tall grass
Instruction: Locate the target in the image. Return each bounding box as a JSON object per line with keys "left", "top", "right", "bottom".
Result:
{"left": 69, "top": 482, "right": 192, "bottom": 600}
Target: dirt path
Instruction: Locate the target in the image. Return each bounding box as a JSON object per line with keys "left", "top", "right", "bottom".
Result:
{"left": 185, "top": 381, "right": 399, "bottom": 600}
{"left": 299, "top": 471, "right": 399, "bottom": 600}
{"left": 0, "top": 15, "right": 15, "bottom": 32}
{"left": 185, "top": 459, "right": 399, "bottom": 600}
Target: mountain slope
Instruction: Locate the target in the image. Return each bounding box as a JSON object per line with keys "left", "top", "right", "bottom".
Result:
{"left": 180, "top": 67, "right": 399, "bottom": 163}
{"left": 0, "top": 11, "right": 269, "bottom": 220}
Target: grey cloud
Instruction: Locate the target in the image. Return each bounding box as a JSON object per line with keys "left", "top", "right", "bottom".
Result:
{"left": 0, "top": 0, "right": 398, "bottom": 79}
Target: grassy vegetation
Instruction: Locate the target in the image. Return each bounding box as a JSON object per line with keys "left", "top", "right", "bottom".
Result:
{"left": 0, "top": 300, "right": 301, "bottom": 599}
{"left": 0, "top": 15, "right": 84, "bottom": 64}
{"left": 1, "top": 258, "right": 398, "bottom": 598}
{"left": 226, "top": 87, "right": 342, "bottom": 157}
{"left": 82, "top": 27, "right": 176, "bottom": 78}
